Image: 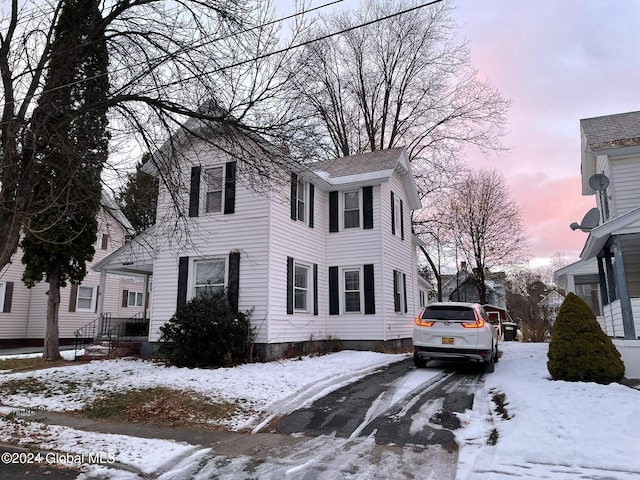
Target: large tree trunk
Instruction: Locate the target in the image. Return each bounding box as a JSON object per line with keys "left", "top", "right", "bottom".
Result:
{"left": 43, "top": 270, "right": 62, "bottom": 361}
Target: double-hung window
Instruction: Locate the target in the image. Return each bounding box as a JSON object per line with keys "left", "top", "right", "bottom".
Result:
{"left": 344, "top": 268, "right": 362, "bottom": 313}
{"left": 128, "top": 291, "right": 144, "bottom": 307}
{"left": 393, "top": 270, "right": 407, "bottom": 313}
{"left": 294, "top": 263, "right": 310, "bottom": 311}
{"left": 344, "top": 191, "right": 360, "bottom": 229}
{"left": 205, "top": 167, "right": 224, "bottom": 213}
{"left": 296, "top": 181, "right": 306, "bottom": 223}
{"left": 194, "top": 259, "right": 226, "bottom": 297}
{"left": 77, "top": 286, "right": 97, "bottom": 312}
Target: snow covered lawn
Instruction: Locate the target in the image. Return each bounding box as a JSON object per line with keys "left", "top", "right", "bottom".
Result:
{"left": 1, "top": 343, "right": 639, "bottom": 479}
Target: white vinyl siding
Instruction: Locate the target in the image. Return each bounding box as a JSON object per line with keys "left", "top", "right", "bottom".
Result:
{"left": 149, "top": 146, "right": 270, "bottom": 342}
{"left": 609, "top": 155, "right": 640, "bottom": 218}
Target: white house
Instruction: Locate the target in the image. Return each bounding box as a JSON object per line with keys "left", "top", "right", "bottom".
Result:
{"left": 554, "top": 110, "right": 640, "bottom": 378}
{"left": 0, "top": 193, "right": 147, "bottom": 349}
{"left": 95, "top": 125, "right": 424, "bottom": 360}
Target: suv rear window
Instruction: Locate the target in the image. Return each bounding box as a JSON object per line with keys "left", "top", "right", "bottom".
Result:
{"left": 421, "top": 306, "right": 475, "bottom": 321}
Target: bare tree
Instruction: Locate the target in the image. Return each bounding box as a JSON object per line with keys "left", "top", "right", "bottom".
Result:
{"left": 0, "top": 0, "right": 307, "bottom": 272}
{"left": 285, "top": 0, "right": 508, "bottom": 162}
{"left": 282, "top": 0, "right": 509, "bottom": 292}
{"left": 505, "top": 269, "right": 553, "bottom": 342}
{"left": 446, "top": 168, "right": 527, "bottom": 304}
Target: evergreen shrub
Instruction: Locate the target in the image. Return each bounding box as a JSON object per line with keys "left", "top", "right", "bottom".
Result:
{"left": 159, "top": 292, "right": 253, "bottom": 368}
{"left": 547, "top": 292, "right": 624, "bottom": 384}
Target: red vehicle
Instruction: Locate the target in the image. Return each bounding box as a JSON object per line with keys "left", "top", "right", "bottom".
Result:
{"left": 482, "top": 305, "right": 516, "bottom": 341}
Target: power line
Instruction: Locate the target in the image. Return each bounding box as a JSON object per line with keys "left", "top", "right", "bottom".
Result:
{"left": 139, "top": 0, "right": 444, "bottom": 94}
{"left": 1, "top": 0, "right": 346, "bottom": 111}
{"left": 2, "top": 0, "right": 443, "bottom": 113}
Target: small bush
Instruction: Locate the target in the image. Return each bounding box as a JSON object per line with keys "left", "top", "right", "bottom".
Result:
{"left": 159, "top": 292, "right": 253, "bottom": 368}
{"left": 547, "top": 292, "right": 624, "bottom": 384}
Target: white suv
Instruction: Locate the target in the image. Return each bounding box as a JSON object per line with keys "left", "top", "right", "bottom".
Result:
{"left": 413, "top": 302, "right": 499, "bottom": 373}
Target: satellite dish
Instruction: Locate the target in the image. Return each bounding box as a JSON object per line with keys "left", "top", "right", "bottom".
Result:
{"left": 588, "top": 173, "right": 610, "bottom": 191}
{"left": 569, "top": 208, "right": 600, "bottom": 232}
{"left": 580, "top": 208, "right": 600, "bottom": 230}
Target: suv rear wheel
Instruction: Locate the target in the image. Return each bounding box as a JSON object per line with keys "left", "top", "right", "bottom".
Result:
{"left": 414, "top": 354, "right": 427, "bottom": 369}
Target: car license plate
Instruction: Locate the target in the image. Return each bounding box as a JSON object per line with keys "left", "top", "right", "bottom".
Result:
{"left": 442, "top": 337, "right": 454, "bottom": 345}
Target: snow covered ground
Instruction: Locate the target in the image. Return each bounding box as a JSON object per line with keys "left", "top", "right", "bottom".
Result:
{"left": 0, "top": 343, "right": 639, "bottom": 479}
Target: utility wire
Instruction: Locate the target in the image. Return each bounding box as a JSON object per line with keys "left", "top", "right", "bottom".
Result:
{"left": 1, "top": 0, "right": 443, "bottom": 112}
{"left": 0, "top": 0, "right": 345, "bottom": 111}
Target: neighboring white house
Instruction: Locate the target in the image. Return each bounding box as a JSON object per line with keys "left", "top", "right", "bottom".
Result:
{"left": 0, "top": 193, "right": 146, "bottom": 348}
{"left": 554, "top": 110, "right": 640, "bottom": 378}
{"left": 95, "top": 125, "right": 424, "bottom": 360}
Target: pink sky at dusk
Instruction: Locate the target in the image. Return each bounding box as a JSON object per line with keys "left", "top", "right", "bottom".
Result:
{"left": 274, "top": 0, "right": 640, "bottom": 264}
{"left": 454, "top": 0, "right": 640, "bottom": 262}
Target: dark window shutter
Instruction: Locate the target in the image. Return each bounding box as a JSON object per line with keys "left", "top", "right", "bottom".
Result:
{"left": 224, "top": 161, "right": 236, "bottom": 214}
{"left": 69, "top": 284, "right": 78, "bottom": 312}
{"left": 400, "top": 199, "right": 405, "bottom": 240}
{"left": 403, "top": 273, "right": 408, "bottom": 313}
{"left": 364, "top": 264, "right": 375, "bottom": 315}
{"left": 329, "top": 266, "right": 339, "bottom": 315}
{"left": 286, "top": 256, "right": 294, "bottom": 314}
{"left": 228, "top": 251, "right": 240, "bottom": 312}
{"left": 3, "top": 282, "right": 13, "bottom": 313}
{"left": 309, "top": 183, "right": 315, "bottom": 228}
{"left": 101, "top": 234, "right": 109, "bottom": 250}
{"left": 329, "top": 191, "right": 339, "bottom": 232}
{"left": 122, "top": 290, "right": 129, "bottom": 308}
{"left": 94, "top": 286, "right": 100, "bottom": 313}
{"left": 313, "top": 263, "right": 318, "bottom": 315}
{"left": 363, "top": 186, "right": 373, "bottom": 229}
{"left": 177, "top": 256, "right": 189, "bottom": 309}
{"left": 391, "top": 192, "right": 396, "bottom": 235}
{"left": 189, "top": 166, "right": 201, "bottom": 217}
{"left": 290, "top": 173, "right": 298, "bottom": 221}
{"left": 393, "top": 270, "right": 400, "bottom": 312}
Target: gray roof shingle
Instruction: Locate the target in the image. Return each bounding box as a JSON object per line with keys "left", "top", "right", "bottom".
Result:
{"left": 310, "top": 147, "right": 405, "bottom": 178}
{"left": 581, "top": 110, "right": 640, "bottom": 151}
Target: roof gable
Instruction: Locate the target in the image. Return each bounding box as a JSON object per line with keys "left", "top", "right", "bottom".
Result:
{"left": 310, "top": 147, "right": 421, "bottom": 209}
{"left": 581, "top": 110, "right": 640, "bottom": 194}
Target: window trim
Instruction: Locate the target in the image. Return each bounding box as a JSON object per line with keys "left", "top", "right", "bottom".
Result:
{"left": 0, "top": 282, "right": 5, "bottom": 312}
{"left": 342, "top": 267, "right": 363, "bottom": 313}
{"left": 296, "top": 181, "right": 307, "bottom": 223}
{"left": 204, "top": 166, "right": 224, "bottom": 214}
{"left": 343, "top": 190, "right": 361, "bottom": 230}
{"left": 128, "top": 291, "right": 144, "bottom": 307}
{"left": 190, "top": 257, "right": 227, "bottom": 299}
{"left": 76, "top": 286, "right": 97, "bottom": 312}
{"left": 293, "top": 262, "right": 310, "bottom": 312}
{"left": 394, "top": 270, "right": 407, "bottom": 313}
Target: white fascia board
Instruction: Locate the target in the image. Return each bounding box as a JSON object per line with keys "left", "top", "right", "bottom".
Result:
{"left": 580, "top": 205, "right": 640, "bottom": 259}
{"left": 321, "top": 169, "right": 394, "bottom": 188}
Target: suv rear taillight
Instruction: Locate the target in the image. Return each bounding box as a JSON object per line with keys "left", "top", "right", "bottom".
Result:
{"left": 415, "top": 317, "right": 435, "bottom": 327}
{"left": 461, "top": 310, "right": 485, "bottom": 329}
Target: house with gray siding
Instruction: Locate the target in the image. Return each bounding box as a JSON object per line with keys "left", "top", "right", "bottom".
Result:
{"left": 554, "top": 110, "right": 640, "bottom": 378}
{"left": 96, "top": 128, "right": 424, "bottom": 360}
